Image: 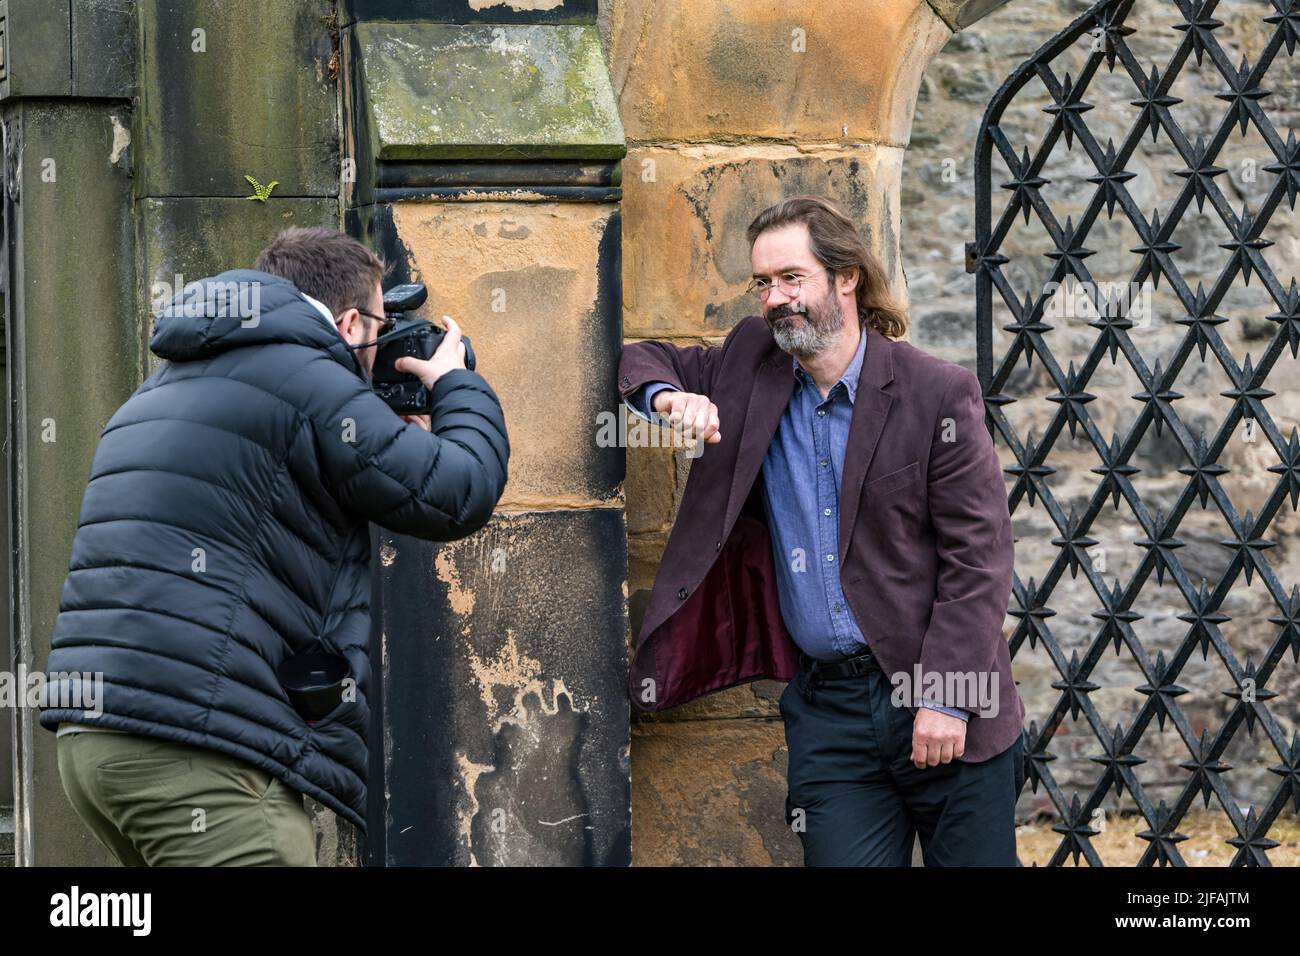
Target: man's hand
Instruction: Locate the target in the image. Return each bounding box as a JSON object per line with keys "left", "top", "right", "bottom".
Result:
{"left": 911, "top": 707, "right": 967, "bottom": 768}
{"left": 651, "top": 390, "right": 722, "bottom": 444}
{"left": 401, "top": 413, "right": 431, "bottom": 431}
{"left": 394, "top": 315, "right": 467, "bottom": 390}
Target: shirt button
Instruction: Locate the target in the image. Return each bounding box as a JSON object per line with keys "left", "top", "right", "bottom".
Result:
{"left": 823, "top": 508, "right": 832, "bottom": 516}
{"left": 715, "top": 540, "right": 722, "bottom": 551}
{"left": 835, "top": 602, "right": 843, "bottom": 612}
{"left": 826, "top": 554, "right": 835, "bottom": 562}
{"left": 677, "top": 587, "right": 688, "bottom": 599}
{"left": 817, "top": 409, "right": 826, "bottom": 417}
{"left": 820, "top": 459, "right": 828, "bottom": 467}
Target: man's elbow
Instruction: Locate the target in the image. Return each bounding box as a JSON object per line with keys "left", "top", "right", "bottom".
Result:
{"left": 440, "top": 456, "right": 508, "bottom": 541}
{"left": 452, "top": 477, "right": 505, "bottom": 539}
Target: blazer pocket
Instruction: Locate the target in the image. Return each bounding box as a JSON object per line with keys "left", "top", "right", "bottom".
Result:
{"left": 864, "top": 460, "right": 920, "bottom": 497}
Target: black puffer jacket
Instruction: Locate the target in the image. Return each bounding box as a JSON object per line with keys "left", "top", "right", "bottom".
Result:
{"left": 39, "top": 269, "right": 509, "bottom": 831}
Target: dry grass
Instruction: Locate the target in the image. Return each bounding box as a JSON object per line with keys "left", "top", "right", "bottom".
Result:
{"left": 1016, "top": 810, "right": 1300, "bottom": 866}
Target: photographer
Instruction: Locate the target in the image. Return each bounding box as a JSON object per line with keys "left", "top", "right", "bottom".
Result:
{"left": 38, "top": 227, "right": 509, "bottom": 865}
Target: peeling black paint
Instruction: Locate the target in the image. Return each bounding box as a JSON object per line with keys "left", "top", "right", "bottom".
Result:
{"left": 470, "top": 688, "right": 593, "bottom": 865}
{"left": 369, "top": 511, "right": 631, "bottom": 866}
{"left": 378, "top": 161, "right": 620, "bottom": 188}
{"left": 595, "top": 209, "right": 625, "bottom": 493}
{"left": 345, "top": 203, "right": 416, "bottom": 288}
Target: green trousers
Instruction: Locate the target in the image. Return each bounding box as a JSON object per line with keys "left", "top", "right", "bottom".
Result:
{"left": 57, "top": 728, "right": 318, "bottom": 866}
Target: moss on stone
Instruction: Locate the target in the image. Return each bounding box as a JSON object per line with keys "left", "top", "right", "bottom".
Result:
{"left": 355, "top": 22, "right": 625, "bottom": 161}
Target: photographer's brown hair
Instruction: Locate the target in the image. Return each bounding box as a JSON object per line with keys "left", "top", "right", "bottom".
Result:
{"left": 254, "top": 227, "right": 388, "bottom": 318}
{"left": 746, "top": 195, "right": 909, "bottom": 340}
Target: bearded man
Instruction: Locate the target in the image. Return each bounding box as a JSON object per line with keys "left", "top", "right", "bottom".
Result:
{"left": 617, "top": 194, "right": 1024, "bottom": 866}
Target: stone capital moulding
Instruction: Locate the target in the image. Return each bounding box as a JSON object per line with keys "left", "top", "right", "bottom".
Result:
{"left": 352, "top": 21, "right": 626, "bottom": 165}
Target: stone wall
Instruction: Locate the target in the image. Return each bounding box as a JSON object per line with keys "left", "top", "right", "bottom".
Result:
{"left": 3, "top": 0, "right": 146, "bottom": 866}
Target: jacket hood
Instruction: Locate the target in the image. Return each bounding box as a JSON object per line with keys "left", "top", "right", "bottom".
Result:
{"left": 149, "top": 268, "right": 366, "bottom": 379}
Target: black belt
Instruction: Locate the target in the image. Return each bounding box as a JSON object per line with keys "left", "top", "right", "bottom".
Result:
{"left": 796, "top": 647, "right": 880, "bottom": 704}
{"left": 798, "top": 647, "right": 880, "bottom": 679}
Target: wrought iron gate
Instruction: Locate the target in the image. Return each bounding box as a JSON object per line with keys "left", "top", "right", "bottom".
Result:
{"left": 971, "top": 0, "right": 1300, "bottom": 864}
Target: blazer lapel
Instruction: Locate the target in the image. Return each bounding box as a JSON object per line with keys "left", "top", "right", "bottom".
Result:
{"left": 722, "top": 350, "right": 794, "bottom": 537}
{"left": 838, "top": 324, "right": 896, "bottom": 561}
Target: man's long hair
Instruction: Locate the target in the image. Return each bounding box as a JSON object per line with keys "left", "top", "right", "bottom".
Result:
{"left": 746, "top": 195, "right": 909, "bottom": 340}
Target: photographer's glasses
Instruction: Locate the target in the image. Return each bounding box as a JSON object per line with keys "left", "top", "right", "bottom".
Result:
{"left": 353, "top": 307, "right": 396, "bottom": 335}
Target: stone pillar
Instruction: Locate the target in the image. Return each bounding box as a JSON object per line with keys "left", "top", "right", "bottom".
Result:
{"left": 2, "top": 0, "right": 137, "bottom": 866}
{"left": 340, "top": 0, "right": 631, "bottom": 865}
{"left": 601, "top": 0, "right": 1012, "bottom": 865}
{"left": 6, "top": 0, "right": 344, "bottom": 865}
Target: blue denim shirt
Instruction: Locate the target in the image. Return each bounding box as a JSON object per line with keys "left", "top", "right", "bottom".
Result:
{"left": 626, "top": 331, "right": 968, "bottom": 721}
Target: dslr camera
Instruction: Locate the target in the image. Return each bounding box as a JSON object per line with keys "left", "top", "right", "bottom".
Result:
{"left": 368, "top": 282, "right": 477, "bottom": 415}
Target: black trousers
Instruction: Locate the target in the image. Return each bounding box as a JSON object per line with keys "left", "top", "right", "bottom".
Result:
{"left": 780, "top": 659, "right": 1024, "bottom": 866}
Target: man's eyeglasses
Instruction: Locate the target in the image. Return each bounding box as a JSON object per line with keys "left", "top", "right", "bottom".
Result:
{"left": 745, "top": 268, "right": 829, "bottom": 299}
{"left": 351, "top": 307, "right": 396, "bottom": 335}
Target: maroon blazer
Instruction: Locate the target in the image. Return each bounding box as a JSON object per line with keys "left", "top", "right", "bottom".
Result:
{"left": 618, "top": 315, "right": 1024, "bottom": 762}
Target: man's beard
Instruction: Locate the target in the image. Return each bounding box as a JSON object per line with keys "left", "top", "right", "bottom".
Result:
{"left": 766, "top": 291, "right": 845, "bottom": 359}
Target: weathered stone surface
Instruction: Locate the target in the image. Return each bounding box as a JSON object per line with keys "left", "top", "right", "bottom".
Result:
{"left": 389, "top": 200, "right": 623, "bottom": 508}
{"left": 353, "top": 22, "right": 624, "bottom": 162}
{"left": 14, "top": 102, "right": 136, "bottom": 865}
{"left": 623, "top": 440, "right": 677, "bottom": 534}
{"left": 137, "top": 197, "right": 340, "bottom": 283}
{"left": 926, "top": 0, "right": 1016, "bottom": 31}
{"left": 631, "top": 717, "right": 798, "bottom": 865}
{"left": 605, "top": 0, "right": 950, "bottom": 145}
{"left": 373, "top": 509, "right": 630, "bottom": 865}
{"left": 72, "top": 0, "right": 136, "bottom": 98}
{"left": 306, "top": 798, "right": 360, "bottom": 866}
{"left": 136, "top": 0, "right": 338, "bottom": 197}
{"left": 643, "top": 680, "right": 785, "bottom": 723}
{"left": 626, "top": 532, "right": 666, "bottom": 593}
{"left": 622, "top": 144, "right": 908, "bottom": 338}
{"left": 0, "top": 0, "right": 72, "bottom": 99}
{"left": 137, "top": 197, "right": 340, "bottom": 373}
{"left": 0, "top": 811, "right": 13, "bottom": 867}
{"left": 340, "top": 26, "right": 376, "bottom": 209}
